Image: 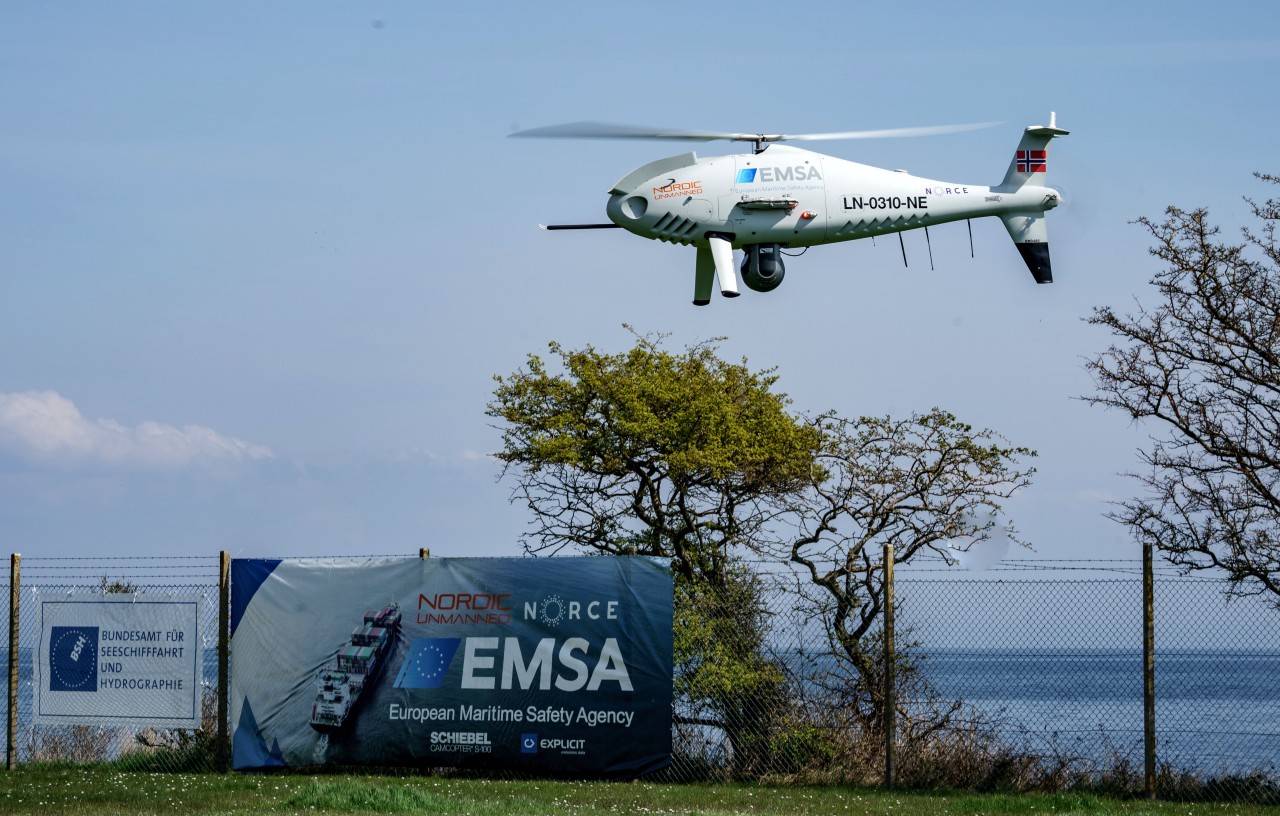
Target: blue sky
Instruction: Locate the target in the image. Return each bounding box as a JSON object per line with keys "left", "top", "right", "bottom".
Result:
{"left": 3, "top": 1, "right": 1278, "bottom": 560}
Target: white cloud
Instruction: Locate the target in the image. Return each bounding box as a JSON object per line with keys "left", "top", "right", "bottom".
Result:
{"left": 0, "top": 390, "right": 274, "bottom": 469}
{"left": 388, "top": 447, "right": 496, "bottom": 465}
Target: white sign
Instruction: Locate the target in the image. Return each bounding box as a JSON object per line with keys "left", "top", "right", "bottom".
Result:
{"left": 34, "top": 597, "right": 203, "bottom": 727}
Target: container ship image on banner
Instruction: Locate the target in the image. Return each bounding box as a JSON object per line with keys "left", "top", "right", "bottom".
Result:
{"left": 309, "top": 605, "right": 402, "bottom": 734}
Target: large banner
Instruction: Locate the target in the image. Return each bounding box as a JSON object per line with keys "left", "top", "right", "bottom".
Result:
{"left": 230, "top": 556, "right": 673, "bottom": 775}
{"left": 33, "top": 597, "right": 203, "bottom": 727}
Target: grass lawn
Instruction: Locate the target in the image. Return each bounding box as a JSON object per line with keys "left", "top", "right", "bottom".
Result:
{"left": 1, "top": 765, "right": 1275, "bottom": 816}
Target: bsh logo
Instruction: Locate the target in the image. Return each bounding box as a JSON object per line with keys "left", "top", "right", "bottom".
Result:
{"left": 521, "top": 733, "right": 538, "bottom": 754}
{"left": 49, "top": 626, "right": 98, "bottom": 692}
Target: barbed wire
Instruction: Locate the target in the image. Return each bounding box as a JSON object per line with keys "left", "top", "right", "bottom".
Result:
{"left": 17, "top": 567, "right": 220, "bottom": 574}
{"left": 20, "top": 555, "right": 218, "bottom": 561}
{"left": 16, "top": 553, "right": 430, "bottom": 565}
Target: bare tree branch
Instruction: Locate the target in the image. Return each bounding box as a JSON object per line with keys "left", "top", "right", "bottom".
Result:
{"left": 1084, "top": 174, "right": 1280, "bottom": 604}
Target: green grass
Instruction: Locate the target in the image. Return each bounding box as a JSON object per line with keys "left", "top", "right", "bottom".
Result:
{"left": 1, "top": 765, "right": 1276, "bottom": 816}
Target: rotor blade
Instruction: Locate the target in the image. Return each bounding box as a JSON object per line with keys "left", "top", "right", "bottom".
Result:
{"left": 512, "top": 120, "right": 1002, "bottom": 145}
{"left": 780, "top": 121, "right": 1003, "bottom": 141}
{"left": 539, "top": 223, "right": 621, "bottom": 230}
{"left": 512, "top": 121, "right": 740, "bottom": 142}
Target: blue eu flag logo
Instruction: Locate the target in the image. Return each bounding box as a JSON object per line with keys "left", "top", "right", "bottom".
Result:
{"left": 735, "top": 168, "right": 758, "bottom": 184}
{"left": 49, "top": 626, "right": 98, "bottom": 692}
{"left": 393, "top": 638, "right": 462, "bottom": 689}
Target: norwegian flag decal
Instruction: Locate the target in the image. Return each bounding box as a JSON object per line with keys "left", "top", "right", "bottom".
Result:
{"left": 1017, "top": 150, "right": 1047, "bottom": 173}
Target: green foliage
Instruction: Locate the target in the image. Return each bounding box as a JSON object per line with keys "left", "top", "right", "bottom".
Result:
{"left": 282, "top": 778, "right": 458, "bottom": 812}
{"left": 488, "top": 329, "right": 821, "bottom": 582}
{"left": 491, "top": 329, "right": 1038, "bottom": 780}
{"left": 673, "top": 568, "right": 783, "bottom": 705}
{"left": 490, "top": 331, "right": 817, "bottom": 486}
{"left": 766, "top": 724, "right": 840, "bottom": 774}
{"left": 672, "top": 564, "right": 791, "bottom": 778}
{"left": 4, "top": 765, "right": 1277, "bottom": 814}
{"left": 108, "top": 741, "right": 215, "bottom": 773}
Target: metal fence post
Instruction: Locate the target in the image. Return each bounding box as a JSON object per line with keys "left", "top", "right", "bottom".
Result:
{"left": 883, "top": 542, "right": 896, "bottom": 790}
{"left": 1143, "top": 539, "right": 1156, "bottom": 799}
{"left": 7, "top": 554, "right": 18, "bottom": 771}
{"left": 217, "top": 551, "right": 230, "bottom": 773}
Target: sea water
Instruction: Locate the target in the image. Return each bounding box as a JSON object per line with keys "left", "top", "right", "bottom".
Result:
{"left": 907, "top": 648, "right": 1280, "bottom": 774}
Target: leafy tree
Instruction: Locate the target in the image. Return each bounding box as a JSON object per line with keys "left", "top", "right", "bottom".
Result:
{"left": 490, "top": 330, "right": 821, "bottom": 775}
{"left": 487, "top": 329, "right": 822, "bottom": 585}
{"left": 785, "top": 410, "right": 1035, "bottom": 730}
{"left": 489, "top": 332, "right": 1036, "bottom": 768}
{"left": 1085, "top": 174, "right": 1280, "bottom": 603}
{"left": 672, "top": 562, "right": 788, "bottom": 777}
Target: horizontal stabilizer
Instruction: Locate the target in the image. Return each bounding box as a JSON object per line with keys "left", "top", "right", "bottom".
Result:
{"left": 1002, "top": 212, "right": 1053, "bottom": 284}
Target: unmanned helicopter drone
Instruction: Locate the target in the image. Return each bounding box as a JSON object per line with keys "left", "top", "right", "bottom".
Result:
{"left": 512, "top": 114, "right": 1069, "bottom": 305}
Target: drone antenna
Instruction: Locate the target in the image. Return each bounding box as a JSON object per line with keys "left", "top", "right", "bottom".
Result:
{"left": 925, "top": 227, "right": 935, "bottom": 271}
{"left": 967, "top": 219, "right": 975, "bottom": 258}
{"left": 898, "top": 233, "right": 908, "bottom": 267}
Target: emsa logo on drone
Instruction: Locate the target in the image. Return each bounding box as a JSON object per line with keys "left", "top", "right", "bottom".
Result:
{"left": 735, "top": 166, "right": 823, "bottom": 184}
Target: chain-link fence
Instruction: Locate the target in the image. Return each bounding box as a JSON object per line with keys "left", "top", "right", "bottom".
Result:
{"left": 4, "top": 556, "right": 222, "bottom": 772}
{"left": 669, "top": 557, "right": 1279, "bottom": 803}
{"left": 893, "top": 563, "right": 1280, "bottom": 801}
{"left": 6, "top": 553, "right": 1278, "bottom": 804}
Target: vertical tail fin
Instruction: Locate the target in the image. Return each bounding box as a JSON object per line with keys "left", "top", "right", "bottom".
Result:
{"left": 998, "top": 112, "right": 1069, "bottom": 283}
{"left": 996, "top": 111, "right": 1069, "bottom": 193}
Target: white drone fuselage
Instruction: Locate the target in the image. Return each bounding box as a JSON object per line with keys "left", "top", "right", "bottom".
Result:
{"left": 606, "top": 144, "right": 1059, "bottom": 251}
{"left": 527, "top": 116, "right": 1068, "bottom": 304}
